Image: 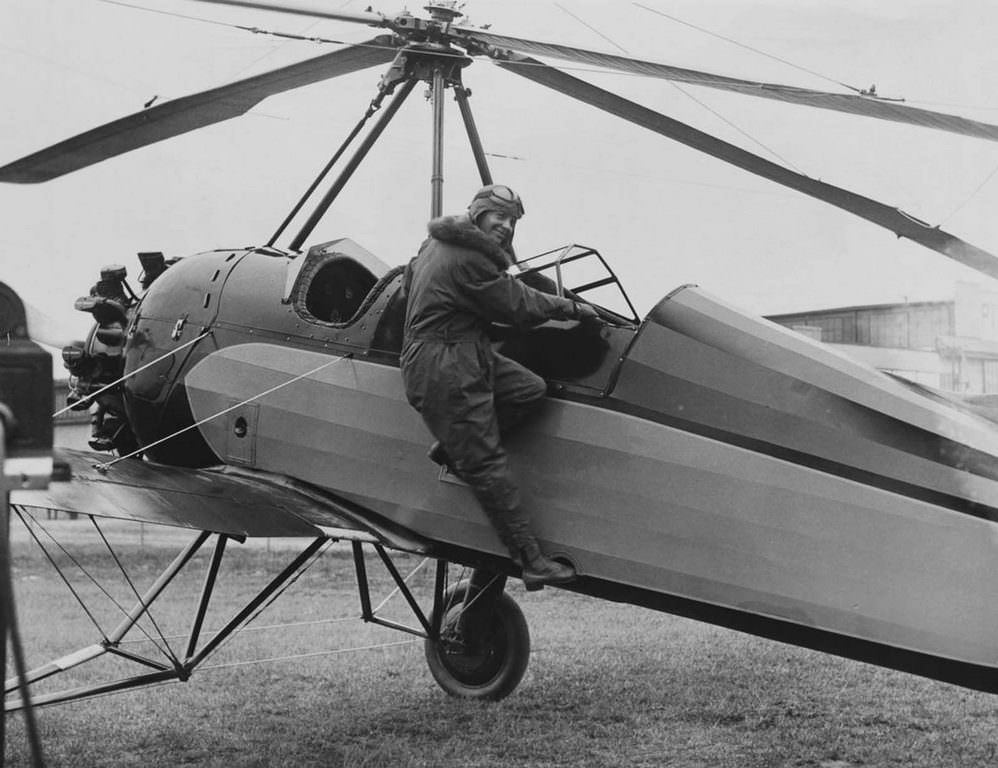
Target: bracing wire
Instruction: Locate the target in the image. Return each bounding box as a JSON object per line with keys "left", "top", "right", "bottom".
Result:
{"left": 52, "top": 330, "right": 212, "bottom": 418}
{"left": 663, "top": 83, "right": 806, "bottom": 175}
{"left": 552, "top": 1, "right": 806, "bottom": 175}
{"left": 97, "top": 0, "right": 242, "bottom": 29}
{"left": 90, "top": 0, "right": 865, "bottom": 92}
{"left": 119, "top": 615, "right": 359, "bottom": 645}
{"left": 13, "top": 639, "right": 420, "bottom": 709}
{"left": 236, "top": 539, "right": 336, "bottom": 635}
{"left": 553, "top": 2, "right": 628, "bottom": 55}
{"left": 372, "top": 556, "right": 430, "bottom": 615}
{"left": 12, "top": 507, "right": 178, "bottom": 655}
{"left": 13, "top": 512, "right": 382, "bottom": 673}
{"left": 12, "top": 506, "right": 108, "bottom": 638}
{"left": 96, "top": 352, "right": 351, "bottom": 471}
{"left": 90, "top": 516, "right": 180, "bottom": 664}
{"left": 199, "top": 638, "right": 419, "bottom": 671}
{"left": 939, "top": 161, "right": 998, "bottom": 228}
{"left": 632, "top": 1, "right": 867, "bottom": 95}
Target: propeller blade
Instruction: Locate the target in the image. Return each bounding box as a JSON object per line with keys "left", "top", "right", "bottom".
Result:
{"left": 460, "top": 29, "right": 998, "bottom": 143}
{"left": 22, "top": 301, "right": 78, "bottom": 350}
{"left": 493, "top": 51, "right": 998, "bottom": 281}
{"left": 0, "top": 35, "right": 400, "bottom": 183}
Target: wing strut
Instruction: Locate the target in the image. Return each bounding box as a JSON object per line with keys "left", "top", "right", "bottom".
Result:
{"left": 493, "top": 51, "right": 998, "bottom": 281}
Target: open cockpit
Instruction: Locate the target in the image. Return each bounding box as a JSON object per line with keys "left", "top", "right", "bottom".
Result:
{"left": 288, "top": 240, "right": 640, "bottom": 394}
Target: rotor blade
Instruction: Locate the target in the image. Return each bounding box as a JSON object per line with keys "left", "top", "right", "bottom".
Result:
{"left": 0, "top": 35, "right": 400, "bottom": 183}
{"left": 460, "top": 29, "right": 998, "bottom": 143}
{"left": 192, "top": 0, "right": 386, "bottom": 26}
{"left": 493, "top": 51, "right": 998, "bottom": 282}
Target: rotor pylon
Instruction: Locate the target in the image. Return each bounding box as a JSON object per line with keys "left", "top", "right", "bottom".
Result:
{"left": 283, "top": 43, "right": 490, "bottom": 250}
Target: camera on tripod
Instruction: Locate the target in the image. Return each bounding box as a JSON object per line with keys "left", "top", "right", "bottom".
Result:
{"left": 0, "top": 282, "right": 53, "bottom": 490}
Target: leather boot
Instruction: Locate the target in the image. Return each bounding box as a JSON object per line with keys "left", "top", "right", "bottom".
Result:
{"left": 472, "top": 481, "right": 576, "bottom": 591}
{"left": 514, "top": 534, "right": 576, "bottom": 591}
{"left": 427, "top": 441, "right": 457, "bottom": 473}
{"left": 504, "top": 518, "right": 575, "bottom": 591}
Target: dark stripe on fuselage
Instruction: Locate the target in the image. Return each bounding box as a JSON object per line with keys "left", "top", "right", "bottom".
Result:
{"left": 565, "top": 574, "right": 998, "bottom": 695}
{"left": 274, "top": 334, "right": 998, "bottom": 521}
{"left": 628, "top": 318, "right": 998, "bottom": 483}
{"left": 429, "top": 538, "right": 998, "bottom": 694}
{"left": 551, "top": 382, "right": 998, "bottom": 523}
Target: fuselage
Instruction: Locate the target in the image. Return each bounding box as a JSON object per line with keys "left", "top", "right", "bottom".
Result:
{"left": 112, "top": 243, "right": 998, "bottom": 694}
{"left": 120, "top": 244, "right": 407, "bottom": 465}
{"left": 119, "top": 242, "right": 631, "bottom": 465}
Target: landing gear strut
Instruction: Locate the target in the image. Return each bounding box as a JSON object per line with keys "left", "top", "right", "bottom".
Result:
{"left": 5, "top": 522, "right": 535, "bottom": 710}
{"left": 424, "top": 569, "right": 530, "bottom": 701}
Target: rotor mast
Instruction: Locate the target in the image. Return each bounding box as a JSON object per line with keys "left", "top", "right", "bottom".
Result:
{"left": 430, "top": 66, "right": 446, "bottom": 219}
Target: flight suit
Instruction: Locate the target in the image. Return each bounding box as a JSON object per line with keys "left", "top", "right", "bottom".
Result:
{"left": 400, "top": 214, "right": 584, "bottom": 551}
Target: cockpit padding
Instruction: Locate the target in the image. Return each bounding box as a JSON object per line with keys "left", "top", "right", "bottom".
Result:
{"left": 349, "top": 265, "right": 405, "bottom": 327}
{"left": 292, "top": 250, "right": 407, "bottom": 354}
{"left": 371, "top": 271, "right": 407, "bottom": 354}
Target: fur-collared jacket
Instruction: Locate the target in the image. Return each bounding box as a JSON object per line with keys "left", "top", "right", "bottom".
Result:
{"left": 401, "top": 214, "right": 581, "bottom": 345}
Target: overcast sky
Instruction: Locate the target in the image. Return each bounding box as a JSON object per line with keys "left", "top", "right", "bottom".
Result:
{"left": 4, "top": 0, "right": 998, "bottom": 345}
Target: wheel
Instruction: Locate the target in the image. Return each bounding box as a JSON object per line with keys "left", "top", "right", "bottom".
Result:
{"left": 425, "top": 580, "right": 530, "bottom": 701}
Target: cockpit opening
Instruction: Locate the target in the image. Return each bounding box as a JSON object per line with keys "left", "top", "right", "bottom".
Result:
{"left": 303, "top": 256, "right": 379, "bottom": 324}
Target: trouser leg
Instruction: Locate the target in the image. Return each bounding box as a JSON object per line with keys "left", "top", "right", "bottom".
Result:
{"left": 407, "top": 345, "right": 573, "bottom": 588}
{"left": 437, "top": 402, "right": 575, "bottom": 590}
{"left": 467, "top": 475, "right": 575, "bottom": 590}
{"left": 492, "top": 352, "right": 547, "bottom": 435}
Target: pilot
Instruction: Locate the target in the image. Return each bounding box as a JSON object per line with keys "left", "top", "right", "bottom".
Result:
{"left": 400, "top": 184, "right": 600, "bottom": 590}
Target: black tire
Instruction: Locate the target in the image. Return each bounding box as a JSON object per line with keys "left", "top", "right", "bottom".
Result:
{"left": 424, "top": 581, "right": 530, "bottom": 701}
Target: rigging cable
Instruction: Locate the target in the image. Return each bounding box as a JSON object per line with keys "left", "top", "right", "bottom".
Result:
{"left": 231, "top": 539, "right": 335, "bottom": 638}
{"left": 12, "top": 506, "right": 176, "bottom": 656}
{"left": 98, "top": 0, "right": 243, "bottom": 29}
{"left": 12, "top": 506, "right": 107, "bottom": 638}
{"left": 90, "top": 516, "right": 181, "bottom": 665}
{"left": 119, "top": 615, "right": 360, "bottom": 645}
{"left": 12, "top": 509, "right": 411, "bottom": 675}
{"left": 553, "top": 1, "right": 805, "bottom": 175}
{"left": 52, "top": 330, "right": 212, "bottom": 418}
{"left": 94, "top": 352, "right": 351, "bottom": 471}
{"left": 372, "top": 556, "right": 431, "bottom": 615}
{"left": 938, "top": 160, "right": 998, "bottom": 229}
{"left": 91, "top": 0, "right": 856, "bottom": 91}
{"left": 632, "top": 1, "right": 998, "bottom": 234}
{"left": 199, "top": 638, "right": 418, "bottom": 671}
{"left": 553, "top": 2, "right": 629, "bottom": 54}
{"left": 632, "top": 1, "right": 869, "bottom": 96}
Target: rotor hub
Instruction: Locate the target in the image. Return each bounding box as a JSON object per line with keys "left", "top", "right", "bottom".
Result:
{"left": 423, "top": 2, "right": 463, "bottom": 24}
{"left": 383, "top": 44, "right": 472, "bottom": 90}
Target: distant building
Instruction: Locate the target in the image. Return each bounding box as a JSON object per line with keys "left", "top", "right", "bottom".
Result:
{"left": 766, "top": 281, "right": 998, "bottom": 393}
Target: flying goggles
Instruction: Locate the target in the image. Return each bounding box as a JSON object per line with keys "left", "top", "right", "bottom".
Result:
{"left": 469, "top": 184, "right": 525, "bottom": 220}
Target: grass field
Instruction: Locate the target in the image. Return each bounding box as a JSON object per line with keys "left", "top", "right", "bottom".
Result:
{"left": 3, "top": 515, "right": 998, "bottom": 767}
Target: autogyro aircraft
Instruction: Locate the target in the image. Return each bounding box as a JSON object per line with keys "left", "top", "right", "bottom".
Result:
{"left": 6, "top": 0, "right": 998, "bottom": 708}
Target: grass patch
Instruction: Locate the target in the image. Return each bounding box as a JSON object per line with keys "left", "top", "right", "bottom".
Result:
{"left": 4, "top": 516, "right": 998, "bottom": 767}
